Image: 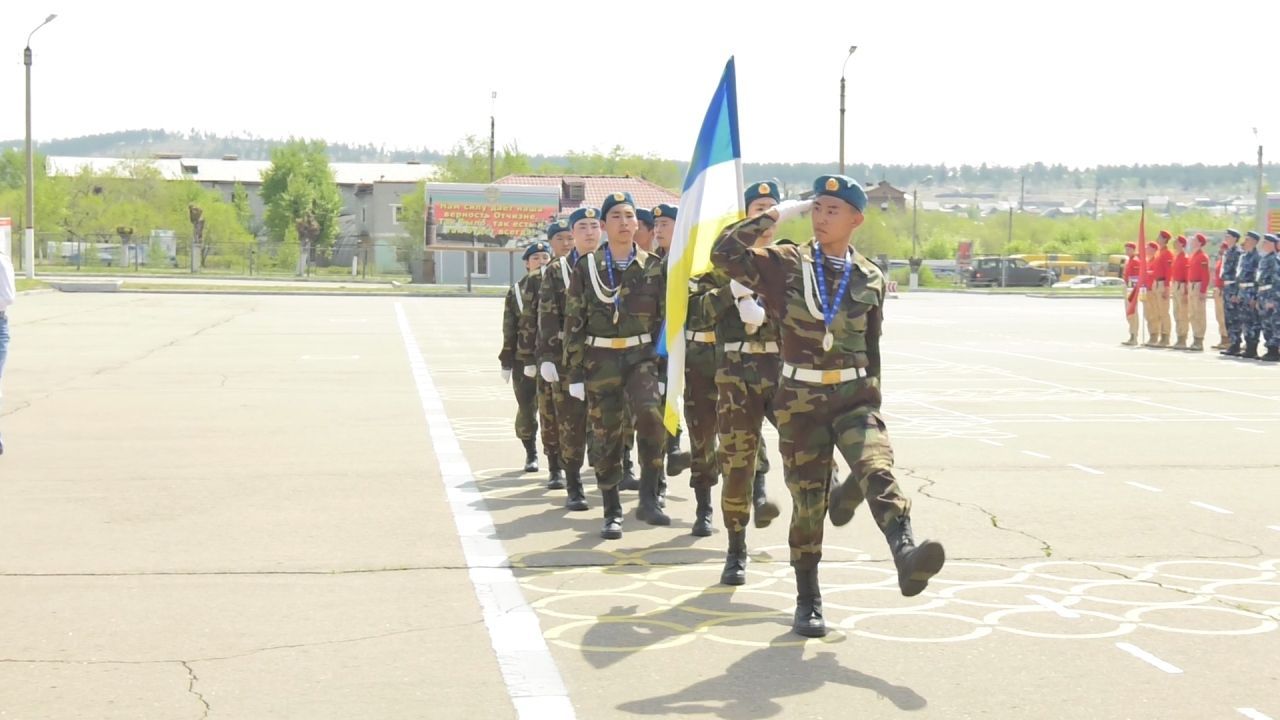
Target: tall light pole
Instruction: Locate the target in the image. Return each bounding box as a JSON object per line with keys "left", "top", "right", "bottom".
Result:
{"left": 24, "top": 13, "right": 58, "bottom": 279}
{"left": 910, "top": 175, "right": 932, "bottom": 290}
{"left": 489, "top": 91, "right": 497, "bottom": 183}
{"left": 838, "top": 46, "right": 857, "bottom": 175}
{"left": 1253, "top": 128, "right": 1265, "bottom": 234}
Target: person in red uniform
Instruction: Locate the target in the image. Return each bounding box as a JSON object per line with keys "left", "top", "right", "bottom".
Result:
{"left": 1122, "top": 242, "right": 1142, "bottom": 346}
{"left": 1212, "top": 242, "right": 1229, "bottom": 349}
{"left": 1141, "top": 241, "right": 1159, "bottom": 344}
{"left": 1170, "top": 235, "right": 1190, "bottom": 349}
{"left": 1148, "top": 230, "right": 1174, "bottom": 347}
{"left": 1186, "top": 233, "right": 1211, "bottom": 351}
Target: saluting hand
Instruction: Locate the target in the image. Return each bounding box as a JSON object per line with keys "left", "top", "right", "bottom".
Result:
{"left": 769, "top": 199, "right": 813, "bottom": 224}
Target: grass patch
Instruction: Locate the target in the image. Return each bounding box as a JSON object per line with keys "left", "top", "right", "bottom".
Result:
{"left": 16, "top": 279, "right": 47, "bottom": 292}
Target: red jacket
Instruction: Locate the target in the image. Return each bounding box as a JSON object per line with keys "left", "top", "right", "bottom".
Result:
{"left": 1188, "top": 249, "right": 1210, "bottom": 292}
{"left": 1123, "top": 257, "right": 1141, "bottom": 288}
{"left": 1171, "top": 251, "right": 1188, "bottom": 283}
{"left": 1153, "top": 247, "right": 1173, "bottom": 281}
{"left": 1213, "top": 254, "right": 1224, "bottom": 289}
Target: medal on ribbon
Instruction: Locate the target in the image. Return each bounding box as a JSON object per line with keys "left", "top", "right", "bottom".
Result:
{"left": 604, "top": 243, "right": 635, "bottom": 325}
{"left": 813, "top": 246, "right": 854, "bottom": 352}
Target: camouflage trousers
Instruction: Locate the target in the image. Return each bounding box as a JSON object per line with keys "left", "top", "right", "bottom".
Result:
{"left": 775, "top": 377, "right": 910, "bottom": 570}
{"left": 684, "top": 342, "right": 720, "bottom": 489}
{"left": 536, "top": 376, "right": 560, "bottom": 459}
{"left": 548, "top": 368, "right": 588, "bottom": 472}
{"left": 1262, "top": 296, "right": 1280, "bottom": 349}
{"left": 512, "top": 369, "right": 538, "bottom": 442}
{"left": 1224, "top": 286, "right": 1242, "bottom": 342}
{"left": 716, "top": 352, "right": 779, "bottom": 533}
{"left": 585, "top": 351, "right": 664, "bottom": 491}
{"left": 1239, "top": 289, "right": 1261, "bottom": 344}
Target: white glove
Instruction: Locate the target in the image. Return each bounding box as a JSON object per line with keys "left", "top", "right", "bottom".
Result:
{"left": 729, "top": 279, "right": 754, "bottom": 299}
{"left": 569, "top": 383, "right": 585, "bottom": 401}
{"left": 501, "top": 368, "right": 512, "bottom": 384}
{"left": 523, "top": 365, "right": 536, "bottom": 378}
{"left": 736, "top": 297, "right": 766, "bottom": 326}
{"left": 773, "top": 199, "right": 813, "bottom": 224}
{"left": 540, "top": 361, "right": 559, "bottom": 383}
{"left": 658, "top": 382, "right": 666, "bottom": 395}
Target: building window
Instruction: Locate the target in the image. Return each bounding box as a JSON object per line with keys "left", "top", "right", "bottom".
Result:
{"left": 470, "top": 242, "right": 489, "bottom": 278}
{"left": 391, "top": 204, "right": 403, "bottom": 225}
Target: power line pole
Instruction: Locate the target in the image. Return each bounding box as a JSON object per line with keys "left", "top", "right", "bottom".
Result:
{"left": 488, "top": 91, "right": 497, "bottom": 183}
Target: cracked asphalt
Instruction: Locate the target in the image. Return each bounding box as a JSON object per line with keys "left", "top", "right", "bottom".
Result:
{"left": 0, "top": 290, "right": 1277, "bottom": 719}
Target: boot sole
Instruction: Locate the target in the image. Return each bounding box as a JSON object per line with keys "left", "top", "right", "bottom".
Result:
{"left": 547, "top": 481, "right": 566, "bottom": 490}
{"left": 691, "top": 524, "right": 713, "bottom": 537}
{"left": 565, "top": 501, "right": 590, "bottom": 512}
{"left": 899, "top": 541, "right": 946, "bottom": 597}
{"left": 600, "top": 527, "right": 622, "bottom": 540}
{"left": 637, "top": 513, "right": 672, "bottom": 527}
{"left": 753, "top": 502, "right": 780, "bottom": 529}
{"left": 792, "top": 623, "right": 827, "bottom": 638}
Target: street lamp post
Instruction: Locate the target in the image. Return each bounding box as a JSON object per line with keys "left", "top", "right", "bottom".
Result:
{"left": 24, "top": 13, "right": 57, "bottom": 279}
{"left": 910, "top": 175, "right": 932, "bottom": 290}
{"left": 838, "top": 46, "right": 857, "bottom": 175}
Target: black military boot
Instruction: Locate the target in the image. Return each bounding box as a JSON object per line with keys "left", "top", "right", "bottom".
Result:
{"left": 563, "top": 467, "right": 589, "bottom": 511}
{"left": 1241, "top": 341, "right": 1260, "bottom": 359}
{"left": 1262, "top": 347, "right": 1280, "bottom": 362}
{"left": 546, "top": 454, "right": 565, "bottom": 490}
{"left": 752, "top": 470, "right": 780, "bottom": 529}
{"left": 720, "top": 528, "right": 748, "bottom": 586}
{"left": 600, "top": 487, "right": 623, "bottom": 539}
{"left": 635, "top": 469, "right": 671, "bottom": 526}
{"left": 665, "top": 431, "right": 691, "bottom": 477}
{"left": 792, "top": 565, "right": 826, "bottom": 638}
{"left": 1221, "top": 341, "right": 1241, "bottom": 356}
{"left": 691, "top": 486, "right": 714, "bottom": 537}
{"left": 886, "top": 516, "right": 946, "bottom": 597}
{"left": 620, "top": 452, "right": 639, "bottom": 491}
{"left": 522, "top": 437, "right": 538, "bottom": 473}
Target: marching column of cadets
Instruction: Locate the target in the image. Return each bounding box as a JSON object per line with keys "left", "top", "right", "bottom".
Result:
{"left": 1123, "top": 228, "right": 1280, "bottom": 361}
{"left": 499, "top": 177, "right": 947, "bottom": 637}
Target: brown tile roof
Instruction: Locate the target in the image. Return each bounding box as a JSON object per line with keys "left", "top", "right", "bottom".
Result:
{"left": 495, "top": 174, "right": 680, "bottom": 212}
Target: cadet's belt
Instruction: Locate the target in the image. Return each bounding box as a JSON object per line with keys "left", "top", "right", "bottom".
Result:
{"left": 1224, "top": 280, "right": 1237, "bottom": 285}
{"left": 1260, "top": 285, "right": 1273, "bottom": 292}
{"left": 587, "top": 333, "right": 652, "bottom": 350}
{"left": 724, "top": 341, "right": 780, "bottom": 354}
{"left": 685, "top": 330, "right": 716, "bottom": 343}
{"left": 781, "top": 362, "right": 867, "bottom": 384}
{"left": 1238, "top": 283, "right": 1255, "bottom": 288}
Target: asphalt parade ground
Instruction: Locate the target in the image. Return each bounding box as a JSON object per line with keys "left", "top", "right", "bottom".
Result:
{"left": 1, "top": 290, "right": 1277, "bottom": 719}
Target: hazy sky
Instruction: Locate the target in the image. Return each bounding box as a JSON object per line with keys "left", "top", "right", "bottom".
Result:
{"left": 3, "top": 0, "right": 1277, "bottom": 167}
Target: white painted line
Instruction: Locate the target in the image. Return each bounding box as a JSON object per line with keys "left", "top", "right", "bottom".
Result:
{"left": 1114, "top": 642, "right": 1183, "bottom": 674}
{"left": 394, "top": 303, "right": 574, "bottom": 720}
{"left": 1125, "top": 481, "right": 1163, "bottom": 493}
{"left": 1237, "top": 709, "right": 1275, "bottom": 720}
{"left": 1068, "top": 463, "right": 1104, "bottom": 475}
{"left": 1021, "top": 450, "right": 1052, "bottom": 459}
{"left": 977, "top": 439, "right": 1004, "bottom": 447}
{"left": 1269, "top": 526, "right": 1280, "bottom": 533}
{"left": 1190, "top": 501, "right": 1233, "bottom": 515}
{"left": 1238, "top": 427, "right": 1265, "bottom": 434}
{"left": 299, "top": 354, "right": 361, "bottom": 360}
{"left": 1027, "top": 594, "right": 1080, "bottom": 619}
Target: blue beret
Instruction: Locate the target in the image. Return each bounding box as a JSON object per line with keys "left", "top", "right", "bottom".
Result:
{"left": 745, "top": 180, "right": 781, "bottom": 207}
{"left": 813, "top": 175, "right": 868, "bottom": 213}
{"left": 635, "top": 208, "right": 654, "bottom": 227}
{"left": 1226, "top": 228, "right": 1241, "bottom": 239}
{"left": 522, "top": 241, "right": 550, "bottom": 260}
{"left": 1246, "top": 231, "right": 1262, "bottom": 241}
{"left": 653, "top": 203, "right": 678, "bottom": 221}
{"left": 546, "top": 219, "right": 570, "bottom": 239}
{"left": 600, "top": 191, "right": 636, "bottom": 218}
{"left": 568, "top": 207, "right": 600, "bottom": 227}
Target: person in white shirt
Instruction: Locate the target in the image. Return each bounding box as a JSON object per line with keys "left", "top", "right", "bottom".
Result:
{"left": 0, "top": 251, "right": 14, "bottom": 455}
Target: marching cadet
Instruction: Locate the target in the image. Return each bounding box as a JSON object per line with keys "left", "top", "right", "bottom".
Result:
{"left": 712, "top": 175, "right": 945, "bottom": 638}
{"left": 1147, "top": 230, "right": 1173, "bottom": 347}
{"left": 1170, "top": 235, "right": 1190, "bottom": 349}
{"left": 564, "top": 191, "right": 669, "bottom": 539}
{"left": 1220, "top": 230, "right": 1243, "bottom": 355}
{"left": 538, "top": 208, "right": 603, "bottom": 512}
{"left": 1258, "top": 234, "right": 1280, "bottom": 362}
{"left": 1233, "top": 231, "right": 1262, "bottom": 359}
{"left": 1187, "top": 233, "right": 1210, "bottom": 351}
{"left": 519, "top": 225, "right": 572, "bottom": 490}
{"left": 690, "top": 179, "right": 787, "bottom": 583}
{"left": 1212, "top": 241, "right": 1229, "bottom": 349}
{"left": 501, "top": 241, "right": 551, "bottom": 474}
{"left": 651, "top": 203, "right": 693, "bottom": 478}
{"left": 1142, "top": 241, "right": 1159, "bottom": 344}
{"left": 1121, "top": 242, "right": 1141, "bottom": 346}
{"left": 634, "top": 208, "right": 656, "bottom": 252}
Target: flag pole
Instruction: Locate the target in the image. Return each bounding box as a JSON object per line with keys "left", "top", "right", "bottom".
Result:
{"left": 1138, "top": 201, "right": 1147, "bottom": 346}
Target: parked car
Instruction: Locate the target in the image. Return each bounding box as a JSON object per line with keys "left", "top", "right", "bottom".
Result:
{"left": 966, "top": 257, "right": 1056, "bottom": 288}
{"left": 1052, "top": 275, "right": 1124, "bottom": 289}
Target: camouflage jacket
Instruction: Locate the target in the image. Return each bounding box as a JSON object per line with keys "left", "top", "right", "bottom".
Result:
{"left": 537, "top": 252, "right": 578, "bottom": 367}
{"left": 711, "top": 213, "right": 885, "bottom": 379}
{"left": 1258, "top": 253, "right": 1279, "bottom": 302}
{"left": 515, "top": 269, "right": 543, "bottom": 366}
{"left": 1238, "top": 249, "right": 1260, "bottom": 291}
{"left": 564, "top": 244, "right": 666, "bottom": 384}
{"left": 499, "top": 279, "right": 525, "bottom": 369}
{"left": 687, "top": 267, "right": 782, "bottom": 346}
{"left": 1221, "top": 245, "right": 1241, "bottom": 283}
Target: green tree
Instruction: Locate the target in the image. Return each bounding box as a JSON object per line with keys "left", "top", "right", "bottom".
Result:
{"left": 438, "top": 135, "right": 531, "bottom": 182}
{"left": 231, "top": 181, "right": 254, "bottom": 234}
{"left": 260, "top": 140, "right": 343, "bottom": 261}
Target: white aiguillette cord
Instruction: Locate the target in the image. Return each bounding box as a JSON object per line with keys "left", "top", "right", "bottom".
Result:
{"left": 585, "top": 252, "right": 620, "bottom": 306}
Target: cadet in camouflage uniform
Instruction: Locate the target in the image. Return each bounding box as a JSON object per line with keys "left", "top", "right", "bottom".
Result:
{"left": 1234, "top": 231, "right": 1262, "bottom": 359}
{"left": 1257, "top": 234, "right": 1279, "bottom": 362}
{"left": 1219, "top": 229, "right": 1243, "bottom": 355}
{"left": 711, "top": 175, "right": 945, "bottom": 638}
{"left": 564, "top": 191, "right": 669, "bottom": 539}
{"left": 538, "top": 209, "right": 603, "bottom": 512}
{"left": 501, "top": 241, "right": 550, "bottom": 474}
{"left": 690, "top": 180, "right": 787, "bottom": 584}
{"left": 652, "top": 204, "right": 693, "bottom": 479}
{"left": 680, "top": 230, "right": 727, "bottom": 539}
{"left": 519, "top": 226, "right": 572, "bottom": 490}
